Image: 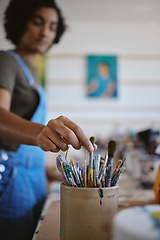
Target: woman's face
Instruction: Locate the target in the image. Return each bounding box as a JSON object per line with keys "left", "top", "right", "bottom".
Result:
{"left": 18, "top": 7, "right": 59, "bottom": 54}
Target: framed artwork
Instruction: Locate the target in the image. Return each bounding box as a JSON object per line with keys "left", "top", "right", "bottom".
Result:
{"left": 86, "top": 55, "right": 118, "bottom": 98}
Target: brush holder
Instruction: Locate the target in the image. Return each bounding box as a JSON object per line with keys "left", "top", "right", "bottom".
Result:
{"left": 60, "top": 183, "right": 119, "bottom": 240}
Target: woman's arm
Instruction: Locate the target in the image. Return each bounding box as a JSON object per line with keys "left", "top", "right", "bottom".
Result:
{"left": 0, "top": 88, "right": 95, "bottom": 152}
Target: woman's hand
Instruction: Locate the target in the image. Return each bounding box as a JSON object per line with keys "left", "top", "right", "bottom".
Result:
{"left": 36, "top": 116, "right": 97, "bottom": 153}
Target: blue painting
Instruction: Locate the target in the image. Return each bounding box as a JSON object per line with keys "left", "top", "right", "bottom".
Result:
{"left": 86, "top": 55, "right": 118, "bottom": 98}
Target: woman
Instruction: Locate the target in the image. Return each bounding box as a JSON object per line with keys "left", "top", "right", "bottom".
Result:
{"left": 0, "top": 0, "right": 96, "bottom": 239}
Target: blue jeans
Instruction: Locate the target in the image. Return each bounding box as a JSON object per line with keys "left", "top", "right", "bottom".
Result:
{"left": 0, "top": 150, "right": 47, "bottom": 240}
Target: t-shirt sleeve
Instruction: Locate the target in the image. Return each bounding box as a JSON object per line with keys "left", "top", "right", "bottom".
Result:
{"left": 0, "top": 51, "right": 17, "bottom": 94}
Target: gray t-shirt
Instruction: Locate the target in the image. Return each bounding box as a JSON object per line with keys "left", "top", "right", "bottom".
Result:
{"left": 0, "top": 51, "right": 40, "bottom": 151}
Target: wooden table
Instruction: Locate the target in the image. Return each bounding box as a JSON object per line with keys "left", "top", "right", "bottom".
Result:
{"left": 33, "top": 199, "right": 157, "bottom": 240}
{"left": 35, "top": 200, "right": 60, "bottom": 240}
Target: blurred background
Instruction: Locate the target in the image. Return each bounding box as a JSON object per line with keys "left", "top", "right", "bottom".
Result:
{"left": 0, "top": 0, "right": 160, "bottom": 190}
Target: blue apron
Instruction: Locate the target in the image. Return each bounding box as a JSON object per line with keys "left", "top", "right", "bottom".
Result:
{"left": 0, "top": 50, "right": 47, "bottom": 240}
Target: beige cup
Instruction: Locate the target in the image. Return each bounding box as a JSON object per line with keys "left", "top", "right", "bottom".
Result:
{"left": 60, "top": 183, "right": 119, "bottom": 240}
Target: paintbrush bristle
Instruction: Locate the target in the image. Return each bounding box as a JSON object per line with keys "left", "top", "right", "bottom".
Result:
{"left": 117, "top": 159, "right": 123, "bottom": 168}
{"left": 107, "top": 140, "right": 117, "bottom": 158}
{"left": 90, "top": 136, "right": 96, "bottom": 145}
{"left": 70, "top": 159, "right": 74, "bottom": 166}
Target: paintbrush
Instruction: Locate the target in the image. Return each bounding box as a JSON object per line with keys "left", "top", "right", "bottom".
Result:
{"left": 70, "top": 159, "right": 81, "bottom": 187}
{"left": 111, "top": 159, "right": 122, "bottom": 182}
{"left": 111, "top": 166, "right": 125, "bottom": 186}
{"left": 76, "top": 163, "right": 84, "bottom": 187}
{"left": 93, "top": 157, "right": 97, "bottom": 187}
{"left": 56, "top": 155, "right": 70, "bottom": 185}
{"left": 88, "top": 136, "right": 95, "bottom": 187}
{"left": 105, "top": 140, "right": 117, "bottom": 187}
{"left": 95, "top": 154, "right": 101, "bottom": 178}
{"left": 62, "top": 161, "right": 77, "bottom": 186}
{"left": 96, "top": 177, "right": 101, "bottom": 188}
{"left": 84, "top": 159, "right": 87, "bottom": 187}
{"left": 79, "top": 168, "right": 84, "bottom": 187}
{"left": 99, "top": 151, "right": 108, "bottom": 181}
{"left": 111, "top": 157, "right": 126, "bottom": 186}
{"left": 119, "top": 157, "right": 126, "bottom": 168}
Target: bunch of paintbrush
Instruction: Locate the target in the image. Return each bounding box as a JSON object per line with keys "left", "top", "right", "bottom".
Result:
{"left": 56, "top": 154, "right": 85, "bottom": 187}
{"left": 56, "top": 138, "right": 126, "bottom": 188}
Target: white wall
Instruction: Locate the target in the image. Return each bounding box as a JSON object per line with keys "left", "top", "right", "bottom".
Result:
{"left": 46, "top": 21, "right": 160, "bottom": 139}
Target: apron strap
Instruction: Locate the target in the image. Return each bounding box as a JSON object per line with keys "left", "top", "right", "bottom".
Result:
{"left": 7, "top": 50, "right": 35, "bottom": 86}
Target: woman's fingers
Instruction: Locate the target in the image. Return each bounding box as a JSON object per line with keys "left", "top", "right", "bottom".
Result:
{"left": 48, "top": 116, "right": 94, "bottom": 152}
{"left": 37, "top": 116, "right": 96, "bottom": 153}
{"left": 37, "top": 131, "right": 60, "bottom": 152}
{"left": 41, "top": 125, "right": 69, "bottom": 151}
{"left": 93, "top": 144, "right": 97, "bottom": 151}
{"left": 48, "top": 118, "right": 80, "bottom": 149}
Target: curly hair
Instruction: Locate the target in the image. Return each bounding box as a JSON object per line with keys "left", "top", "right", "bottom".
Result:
{"left": 3, "top": 0, "right": 66, "bottom": 46}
